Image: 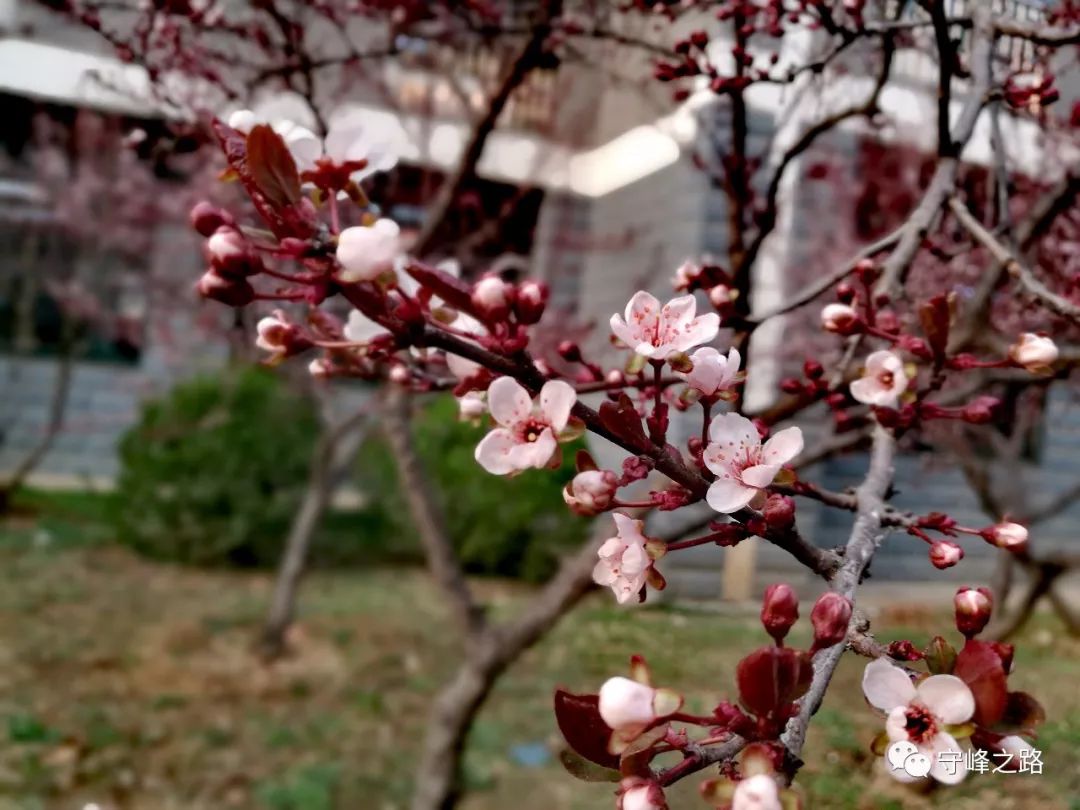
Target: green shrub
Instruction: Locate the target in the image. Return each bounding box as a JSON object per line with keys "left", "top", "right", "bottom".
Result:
{"left": 113, "top": 367, "right": 320, "bottom": 566}
{"left": 355, "top": 395, "right": 589, "bottom": 582}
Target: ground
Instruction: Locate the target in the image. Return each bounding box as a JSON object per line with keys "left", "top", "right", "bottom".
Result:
{"left": 0, "top": 492, "right": 1078, "bottom": 809}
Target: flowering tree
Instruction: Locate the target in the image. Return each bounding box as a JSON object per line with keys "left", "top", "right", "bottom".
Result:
{"left": 35, "top": 0, "right": 1080, "bottom": 807}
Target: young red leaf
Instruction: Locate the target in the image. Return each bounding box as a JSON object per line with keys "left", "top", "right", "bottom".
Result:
{"left": 736, "top": 646, "right": 813, "bottom": 721}
{"left": 403, "top": 261, "right": 476, "bottom": 314}
{"left": 953, "top": 640, "right": 1009, "bottom": 727}
{"left": 995, "top": 690, "right": 1046, "bottom": 734}
{"left": 210, "top": 119, "right": 313, "bottom": 240}
{"left": 246, "top": 124, "right": 302, "bottom": 208}
{"left": 918, "top": 294, "right": 951, "bottom": 365}
{"left": 598, "top": 394, "right": 649, "bottom": 451}
{"left": 553, "top": 689, "right": 620, "bottom": 769}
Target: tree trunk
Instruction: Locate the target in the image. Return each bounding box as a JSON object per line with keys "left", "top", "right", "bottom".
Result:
{"left": 411, "top": 641, "right": 503, "bottom": 810}
{"left": 259, "top": 409, "right": 368, "bottom": 658}
{"left": 0, "top": 342, "right": 75, "bottom": 513}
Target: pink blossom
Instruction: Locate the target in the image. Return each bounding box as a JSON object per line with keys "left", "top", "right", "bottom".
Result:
{"left": 255, "top": 315, "right": 290, "bottom": 356}
{"left": 821, "top": 302, "right": 859, "bottom": 333}
{"left": 592, "top": 513, "right": 654, "bottom": 603}
{"left": 862, "top": 657, "right": 974, "bottom": 784}
{"left": 564, "top": 470, "right": 618, "bottom": 516}
{"left": 672, "top": 259, "right": 702, "bottom": 291}
{"left": 319, "top": 112, "right": 399, "bottom": 182}
{"left": 1010, "top": 333, "right": 1058, "bottom": 371}
{"left": 732, "top": 774, "right": 782, "bottom": 810}
{"left": 850, "top": 351, "right": 908, "bottom": 406}
{"left": 336, "top": 219, "right": 402, "bottom": 282}
{"left": 682, "top": 346, "right": 741, "bottom": 398}
{"left": 702, "top": 413, "right": 803, "bottom": 514}
{"left": 474, "top": 377, "right": 576, "bottom": 474}
{"left": 610, "top": 291, "right": 720, "bottom": 360}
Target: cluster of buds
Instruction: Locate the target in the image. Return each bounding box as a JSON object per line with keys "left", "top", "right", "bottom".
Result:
{"left": 191, "top": 202, "right": 265, "bottom": 306}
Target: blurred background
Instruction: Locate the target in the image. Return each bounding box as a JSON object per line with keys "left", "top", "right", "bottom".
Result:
{"left": 1, "top": 0, "right": 1079, "bottom": 808}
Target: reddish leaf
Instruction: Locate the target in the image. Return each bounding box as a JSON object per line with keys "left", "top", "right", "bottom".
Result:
{"left": 919, "top": 295, "right": 951, "bottom": 365}
{"left": 736, "top": 646, "right": 813, "bottom": 720}
{"left": 246, "top": 124, "right": 302, "bottom": 208}
{"left": 995, "top": 691, "right": 1046, "bottom": 734}
{"left": 211, "top": 119, "right": 313, "bottom": 240}
{"left": 553, "top": 689, "right": 620, "bottom": 769}
{"left": 598, "top": 394, "right": 649, "bottom": 450}
{"left": 403, "top": 261, "right": 475, "bottom": 313}
{"left": 953, "top": 640, "right": 1008, "bottom": 727}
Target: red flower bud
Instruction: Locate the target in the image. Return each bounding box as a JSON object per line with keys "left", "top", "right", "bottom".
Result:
{"left": 557, "top": 340, "right": 582, "bottom": 363}
{"left": 803, "top": 359, "right": 824, "bottom": 379}
{"left": 810, "top": 592, "right": 852, "bottom": 651}
{"left": 513, "top": 280, "right": 549, "bottom": 325}
{"left": 189, "top": 201, "right": 230, "bottom": 237}
{"left": 962, "top": 396, "right": 1000, "bottom": 425}
{"left": 835, "top": 282, "right": 856, "bottom": 303}
{"left": 762, "top": 494, "right": 796, "bottom": 531}
{"left": 981, "top": 521, "right": 1028, "bottom": 551}
{"left": 760, "top": 583, "right": 799, "bottom": 642}
{"left": 196, "top": 269, "right": 254, "bottom": 306}
{"left": 954, "top": 587, "right": 993, "bottom": 638}
{"left": 929, "top": 541, "right": 964, "bottom": 569}
{"left": 780, "top": 377, "right": 804, "bottom": 395}
{"left": 471, "top": 274, "right": 512, "bottom": 321}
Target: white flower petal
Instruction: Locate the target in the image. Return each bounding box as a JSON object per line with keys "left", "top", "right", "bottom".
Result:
{"left": 916, "top": 675, "right": 975, "bottom": 725}
{"left": 539, "top": 380, "right": 576, "bottom": 432}
{"left": 862, "top": 658, "right": 917, "bottom": 712}
{"left": 706, "top": 478, "right": 757, "bottom": 514}
{"left": 487, "top": 377, "right": 532, "bottom": 428}
{"left": 762, "top": 426, "right": 804, "bottom": 465}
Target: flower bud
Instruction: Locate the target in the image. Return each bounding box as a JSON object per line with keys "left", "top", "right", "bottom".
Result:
{"left": 821, "top": 303, "right": 859, "bottom": 334}
{"left": 189, "top": 201, "right": 229, "bottom": 237}
{"left": 308, "top": 358, "right": 332, "bottom": 378}
{"left": 563, "top": 470, "right": 619, "bottom": 516}
{"left": 388, "top": 363, "right": 410, "bottom": 385}
{"left": 557, "top": 340, "right": 582, "bottom": 363}
{"left": 780, "top": 377, "right": 803, "bottom": 395}
{"left": 471, "top": 275, "right": 512, "bottom": 321}
{"left": 732, "top": 774, "right": 781, "bottom": 810}
{"left": 961, "top": 396, "right": 1000, "bottom": 425}
{"left": 982, "top": 521, "right": 1028, "bottom": 551}
{"left": 673, "top": 259, "right": 703, "bottom": 291}
{"left": 803, "top": 359, "right": 824, "bottom": 380}
{"left": 929, "top": 540, "right": 964, "bottom": 569}
{"left": 760, "top": 583, "right": 799, "bottom": 642}
{"left": 196, "top": 269, "right": 254, "bottom": 306}
{"left": 762, "top": 494, "right": 796, "bottom": 531}
{"left": 1010, "top": 332, "right": 1058, "bottom": 372}
{"left": 708, "top": 283, "right": 735, "bottom": 310}
{"left": 207, "top": 226, "right": 261, "bottom": 277}
{"left": 513, "top": 280, "right": 549, "bottom": 325}
{"left": 810, "top": 592, "right": 851, "bottom": 650}
{"left": 954, "top": 587, "right": 993, "bottom": 638}
{"left": 854, "top": 258, "right": 879, "bottom": 284}
{"left": 835, "top": 282, "right": 856, "bottom": 303}
{"left": 598, "top": 677, "right": 659, "bottom": 732}
{"left": 255, "top": 314, "right": 311, "bottom": 357}
{"left": 620, "top": 778, "right": 668, "bottom": 810}
{"left": 457, "top": 391, "right": 486, "bottom": 420}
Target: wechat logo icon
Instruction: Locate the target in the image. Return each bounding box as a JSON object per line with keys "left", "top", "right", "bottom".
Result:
{"left": 886, "top": 740, "right": 932, "bottom": 778}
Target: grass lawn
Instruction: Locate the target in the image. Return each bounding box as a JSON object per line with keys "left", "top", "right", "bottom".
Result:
{"left": 0, "top": 493, "right": 1078, "bottom": 809}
